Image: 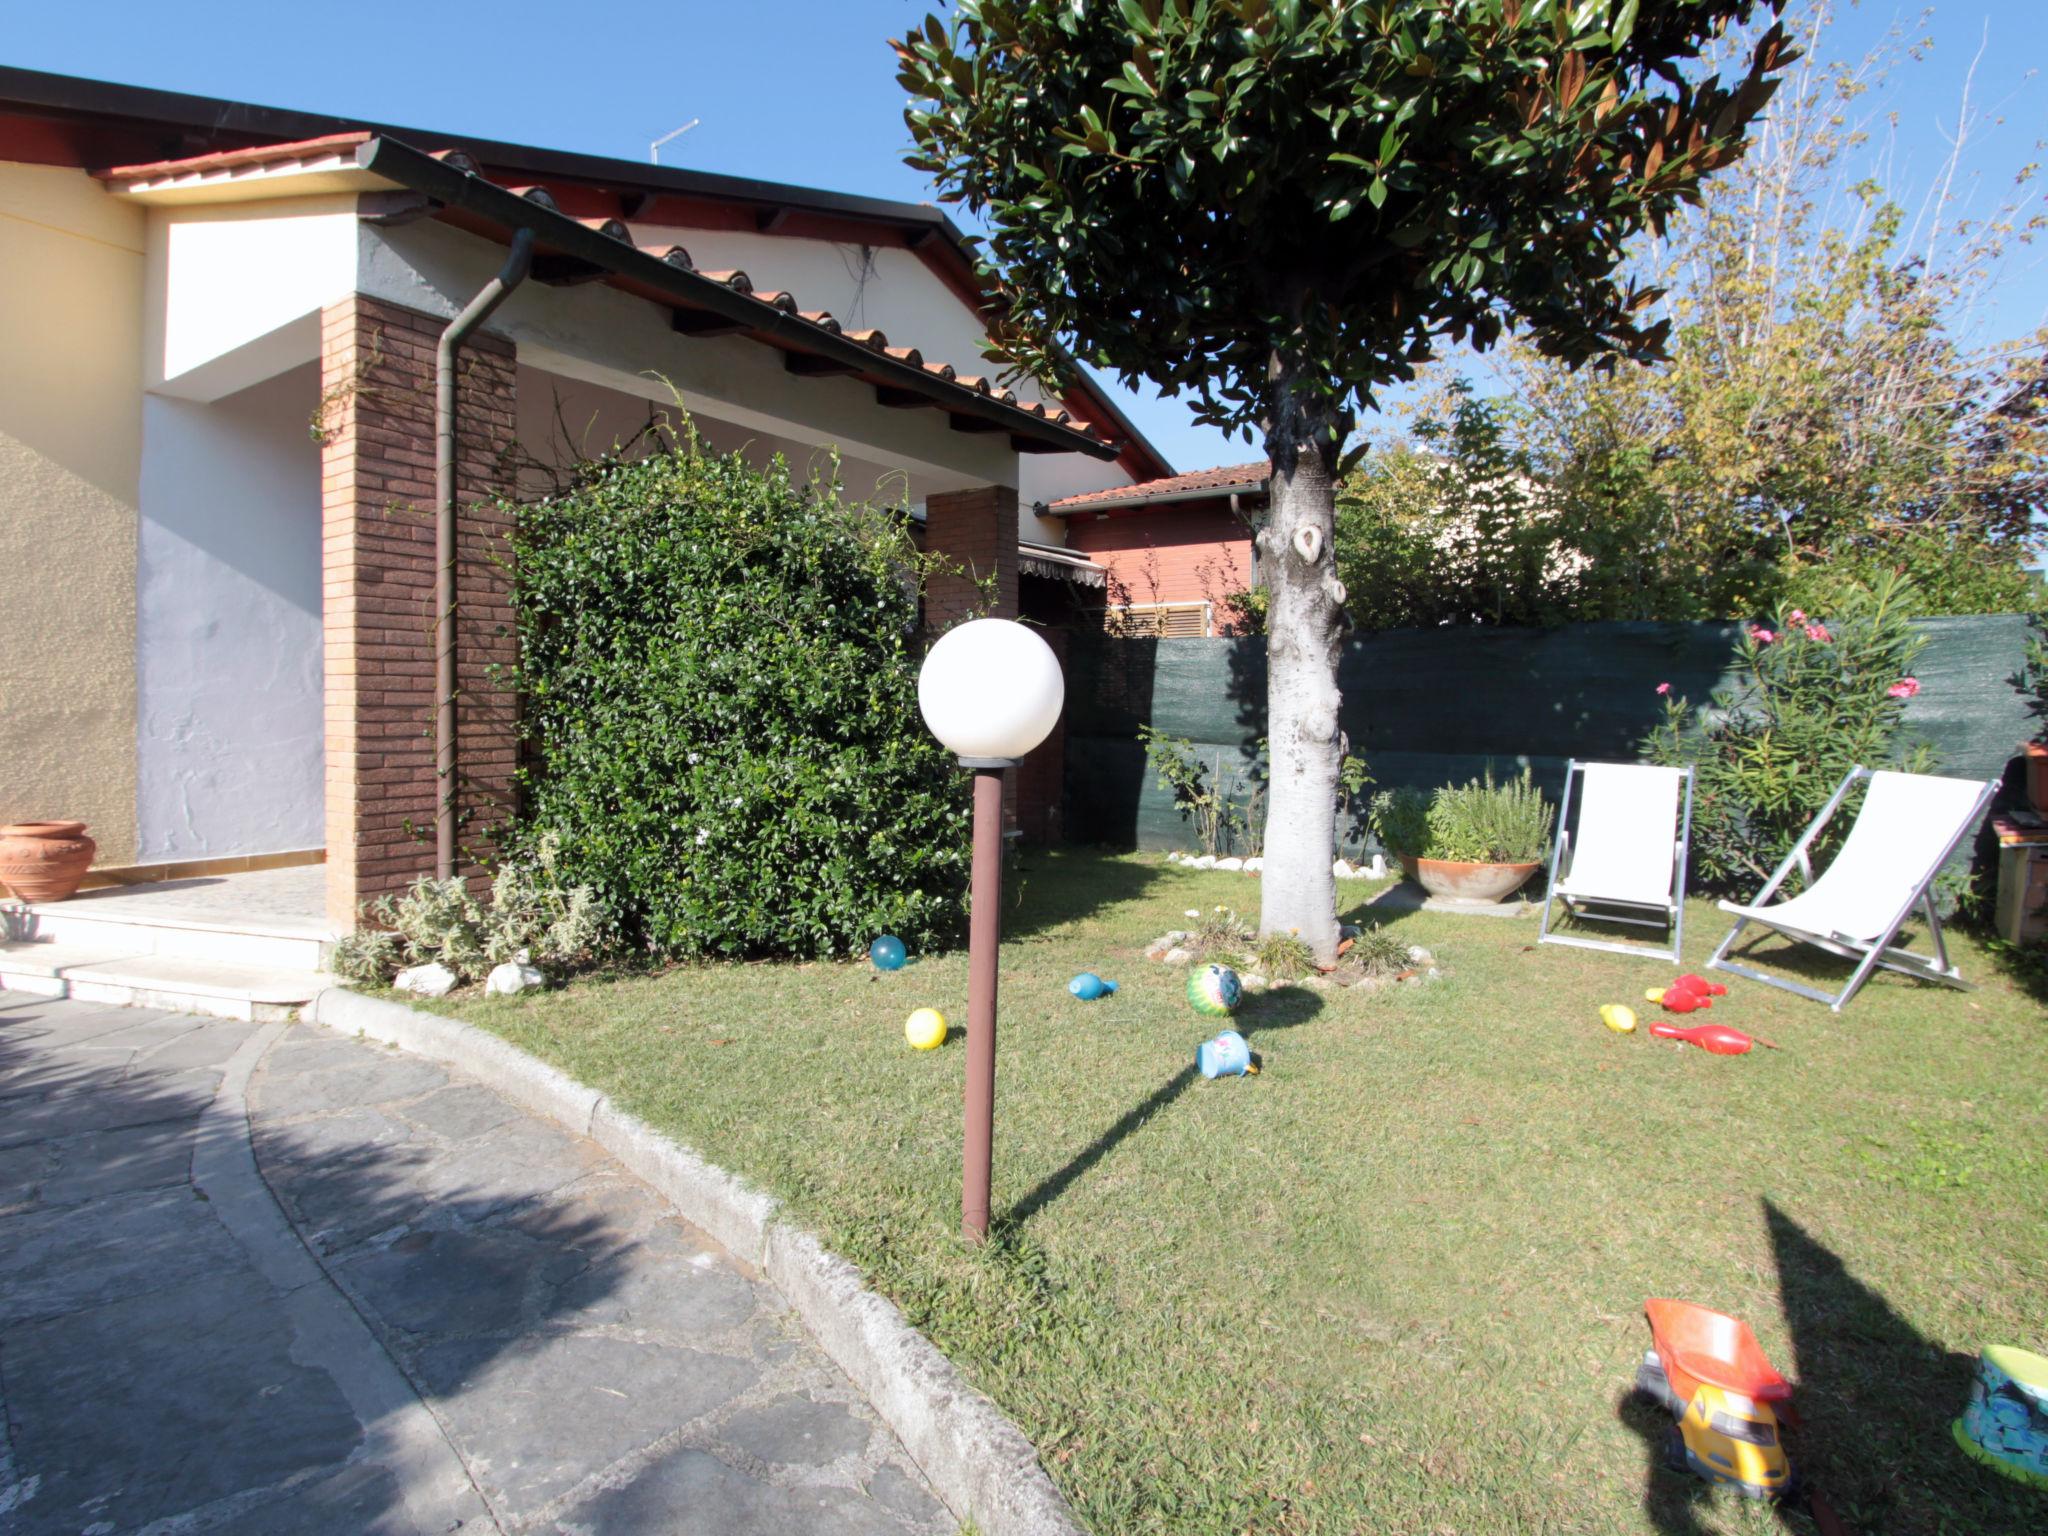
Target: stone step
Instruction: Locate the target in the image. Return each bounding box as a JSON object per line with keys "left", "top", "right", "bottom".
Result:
{"left": 0, "top": 941, "right": 331, "bottom": 1023}
{"left": 5, "top": 903, "right": 332, "bottom": 974}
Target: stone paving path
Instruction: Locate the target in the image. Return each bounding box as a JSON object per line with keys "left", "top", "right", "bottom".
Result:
{"left": 0, "top": 995, "right": 953, "bottom": 1535}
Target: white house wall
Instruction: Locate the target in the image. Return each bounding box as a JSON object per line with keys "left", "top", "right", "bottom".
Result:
{"left": 135, "top": 365, "right": 324, "bottom": 861}
{"left": 144, "top": 196, "right": 358, "bottom": 399}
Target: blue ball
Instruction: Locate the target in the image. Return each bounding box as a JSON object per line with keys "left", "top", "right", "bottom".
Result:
{"left": 869, "top": 935, "right": 908, "bottom": 971}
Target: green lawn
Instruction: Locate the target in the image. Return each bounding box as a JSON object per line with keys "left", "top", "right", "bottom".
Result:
{"left": 432, "top": 850, "right": 2047, "bottom": 1535}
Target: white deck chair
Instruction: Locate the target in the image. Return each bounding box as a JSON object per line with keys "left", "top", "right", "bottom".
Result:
{"left": 1706, "top": 766, "right": 1996, "bottom": 1012}
{"left": 1538, "top": 761, "right": 1694, "bottom": 963}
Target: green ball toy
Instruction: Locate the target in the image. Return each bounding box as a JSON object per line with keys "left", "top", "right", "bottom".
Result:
{"left": 1186, "top": 963, "right": 1242, "bottom": 1018}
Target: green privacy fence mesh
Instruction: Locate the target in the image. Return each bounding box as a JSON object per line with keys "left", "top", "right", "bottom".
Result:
{"left": 1063, "top": 616, "right": 2033, "bottom": 854}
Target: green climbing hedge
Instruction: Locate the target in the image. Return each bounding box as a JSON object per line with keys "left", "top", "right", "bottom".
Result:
{"left": 509, "top": 440, "right": 968, "bottom": 959}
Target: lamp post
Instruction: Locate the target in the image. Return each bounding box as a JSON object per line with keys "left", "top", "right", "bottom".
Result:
{"left": 917, "top": 618, "right": 1065, "bottom": 1242}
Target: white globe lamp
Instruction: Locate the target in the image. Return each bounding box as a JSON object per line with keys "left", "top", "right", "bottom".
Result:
{"left": 918, "top": 618, "right": 1064, "bottom": 764}
{"left": 917, "top": 616, "right": 1066, "bottom": 1242}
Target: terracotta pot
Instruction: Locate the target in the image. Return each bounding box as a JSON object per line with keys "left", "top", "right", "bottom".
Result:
{"left": 1399, "top": 854, "right": 1539, "bottom": 904}
{"left": 0, "top": 821, "right": 98, "bottom": 903}
{"left": 2025, "top": 742, "right": 2048, "bottom": 815}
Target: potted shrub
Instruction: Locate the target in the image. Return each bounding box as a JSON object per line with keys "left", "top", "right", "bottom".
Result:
{"left": 1370, "top": 767, "right": 1553, "bottom": 903}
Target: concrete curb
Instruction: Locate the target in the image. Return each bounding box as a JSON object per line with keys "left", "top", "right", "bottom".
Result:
{"left": 306, "top": 987, "right": 1087, "bottom": 1536}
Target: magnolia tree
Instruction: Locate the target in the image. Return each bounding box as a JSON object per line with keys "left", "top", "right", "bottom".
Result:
{"left": 897, "top": 0, "right": 1794, "bottom": 960}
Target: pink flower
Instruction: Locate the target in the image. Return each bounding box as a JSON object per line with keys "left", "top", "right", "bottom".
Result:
{"left": 1788, "top": 609, "right": 1806, "bottom": 625}
{"left": 1750, "top": 626, "right": 1776, "bottom": 644}
{"left": 1655, "top": 682, "right": 1672, "bottom": 696}
{"left": 1887, "top": 678, "right": 1920, "bottom": 699}
{"left": 1804, "top": 622, "right": 1831, "bottom": 642}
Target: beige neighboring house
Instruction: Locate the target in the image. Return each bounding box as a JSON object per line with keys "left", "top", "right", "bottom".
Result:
{"left": 0, "top": 68, "right": 1168, "bottom": 965}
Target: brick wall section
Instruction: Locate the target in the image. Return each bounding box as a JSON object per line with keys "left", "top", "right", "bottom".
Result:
{"left": 319, "top": 294, "right": 519, "bottom": 928}
{"left": 923, "top": 485, "right": 1019, "bottom": 627}
{"left": 1064, "top": 501, "right": 1256, "bottom": 634}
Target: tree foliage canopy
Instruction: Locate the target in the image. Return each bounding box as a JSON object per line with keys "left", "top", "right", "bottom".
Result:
{"left": 896, "top": 0, "right": 1794, "bottom": 435}
{"left": 1334, "top": 4, "right": 2046, "bottom": 626}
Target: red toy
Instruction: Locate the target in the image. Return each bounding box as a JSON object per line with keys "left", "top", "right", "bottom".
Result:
{"left": 1650, "top": 1021, "right": 1754, "bottom": 1055}
{"left": 1676, "top": 973, "right": 1729, "bottom": 997}
{"left": 1661, "top": 988, "right": 1711, "bottom": 1014}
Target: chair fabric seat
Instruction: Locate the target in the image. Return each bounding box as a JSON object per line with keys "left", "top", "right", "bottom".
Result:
{"left": 1731, "top": 771, "right": 1992, "bottom": 944}
{"left": 1556, "top": 763, "right": 1684, "bottom": 907}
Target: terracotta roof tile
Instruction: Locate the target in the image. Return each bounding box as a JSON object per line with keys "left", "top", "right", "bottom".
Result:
{"left": 1047, "top": 461, "right": 1269, "bottom": 511}
{"left": 96, "top": 131, "right": 374, "bottom": 181}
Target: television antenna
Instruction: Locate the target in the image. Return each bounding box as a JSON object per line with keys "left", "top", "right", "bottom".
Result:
{"left": 649, "top": 120, "right": 700, "bottom": 164}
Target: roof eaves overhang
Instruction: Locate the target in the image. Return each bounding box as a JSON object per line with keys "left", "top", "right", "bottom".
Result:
{"left": 1041, "top": 481, "right": 1269, "bottom": 515}
{"left": 354, "top": 137, "right": 1114, "bottom": 460}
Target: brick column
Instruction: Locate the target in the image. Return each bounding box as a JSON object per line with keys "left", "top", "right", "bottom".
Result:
{"left": 319, "top": 295, "right": 519, "bottom": 929}
{"left": 924, "top": 485, "right": 1028, "bottom": 828}
{"left": 924, "top": 485, "right": 1019, "bottom": 627}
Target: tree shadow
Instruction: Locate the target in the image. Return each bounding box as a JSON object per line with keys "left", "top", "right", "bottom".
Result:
{"left": 0, "top": 995, "right": 712, "bottom": 1536}
{"left": 1001, "top": 845, "right": 1170, "bottom": 941}
{"left": 998, "top": 985, "right": 1323, "bottom": 1233}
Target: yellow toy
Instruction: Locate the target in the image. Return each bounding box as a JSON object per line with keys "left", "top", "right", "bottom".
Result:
{"left": 1645, "top": 986, "right": 1666, "bottom": 1003}
{"left": 904, "top": 1007, "right": 948, "bottom": 1050}
{"left": 1601, "top": 1004, "right": 1638, "bottom": 1033}
{"left": 1636, "top": 1298, "right": 1795, "bottom": 1500}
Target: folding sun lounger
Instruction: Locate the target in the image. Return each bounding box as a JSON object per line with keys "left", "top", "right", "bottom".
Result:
{"left": 1538, "top": 761, "right": 1695, "bottom": 964}
{"left": 1705, "top": 766, "right": 1997, "bottom": 1012}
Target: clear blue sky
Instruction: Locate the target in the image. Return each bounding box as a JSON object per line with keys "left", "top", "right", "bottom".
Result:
{"left": 8, "top": 1, "right": 2042, "bottom": 474}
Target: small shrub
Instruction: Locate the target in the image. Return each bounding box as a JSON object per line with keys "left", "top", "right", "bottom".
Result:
{"left": 330, "top": 927, "right": 403, "bottom": 985}
{"left": 1370, "top": 767, "right": 1552, "bottom": 863}
{"left": 1140, "top": 727, "right": 1251, "bottom": 857}
{"left": 372, "top": 877, "right": 488, "bottom": 980}
{"left": 1427, "top": 766, "right": 1553, "bottom": 863}
{"left": 1367, "top": 786, "right": 1431, "bottom": 860}
{"left": 1253, "top": 931, "right": 1315, "bottom": 980}
{"left": 1644, "top": 571, "right": 1934, "bottom": 894}
{"left": 482, "top": 833, "right": 603, "bottom": 968}
{"left": 339, "top": 842, "right": 605, "bottom": 986}
{"left": 1347, "top": 929, "right": 1410, "bottom": 977}
{"left": 1188, "top": 905, "right": 1254, "bottom": 965}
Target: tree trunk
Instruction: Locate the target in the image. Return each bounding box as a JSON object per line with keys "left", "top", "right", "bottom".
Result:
{"left": 1258, "top": 355, "right": 1347, "bottom": 963}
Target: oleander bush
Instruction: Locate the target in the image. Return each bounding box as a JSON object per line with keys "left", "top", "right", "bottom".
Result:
{"left": 508, "top": 437, "right": 968, "bottom": 960}
{"left": 1642, "top": 572, "right": 1935, "bottom": 895}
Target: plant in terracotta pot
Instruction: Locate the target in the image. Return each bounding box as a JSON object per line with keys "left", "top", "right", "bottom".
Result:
{"left": 1370, "top": 767, "right": 1554, "bottom": 903}
{"left": 0, "top": 821, "right": 98, "bottom": 903}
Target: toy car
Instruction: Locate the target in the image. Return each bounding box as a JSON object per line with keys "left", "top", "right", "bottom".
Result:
{"left": 1635, "top": 1298, "right": 1795, "bottom": 1499}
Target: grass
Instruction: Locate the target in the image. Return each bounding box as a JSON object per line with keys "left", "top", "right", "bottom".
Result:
{"left": 429, "top": 850, "right": 2048, "bottom": 1535}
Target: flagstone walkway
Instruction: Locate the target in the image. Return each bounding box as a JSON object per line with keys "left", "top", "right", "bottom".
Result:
{"left": 0, "top": 995, "right": 952, "bottom": 1535}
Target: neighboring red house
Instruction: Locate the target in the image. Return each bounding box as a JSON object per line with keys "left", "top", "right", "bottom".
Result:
{"left": 1044, "top": 463, "right": 1269, "bottom": 636}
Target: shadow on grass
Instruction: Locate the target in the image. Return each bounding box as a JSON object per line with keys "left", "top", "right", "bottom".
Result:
{"left": 1616, "top": 1198, "right": 2026, "bottom": 1533}
{"left": 998, "top": 986, "right": 1324, "bottom": 1233}
{"left": 1716, "top": 922, "right": 1980, "bottom": 1008}
{"left": 1003, "top": 847, "right": 1170, "bottom": 941}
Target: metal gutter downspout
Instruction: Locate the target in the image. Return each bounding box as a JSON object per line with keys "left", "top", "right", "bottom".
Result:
{"left": 434, "top": 226, "right": 534, "bottom": 880}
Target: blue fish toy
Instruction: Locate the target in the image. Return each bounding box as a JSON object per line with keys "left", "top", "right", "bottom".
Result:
{"left": 1068, "top": 972, "right": 1118, "bottom": 1000}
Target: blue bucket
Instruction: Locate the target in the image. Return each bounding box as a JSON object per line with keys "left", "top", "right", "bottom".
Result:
{"left": 1198, "top": 1029, "right": 1252, "bottom": 1079}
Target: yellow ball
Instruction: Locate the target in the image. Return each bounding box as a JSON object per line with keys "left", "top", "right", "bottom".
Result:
{"left": 1644, "top": 987, "right": 1666, "bottom": 1004}
{"left": 904, "top": 1007, "right": 948, "bottom": 1051}
{"left": 1600, "top": 1003, "right": 1639, "bottom": 1034}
